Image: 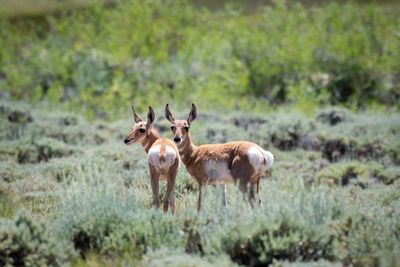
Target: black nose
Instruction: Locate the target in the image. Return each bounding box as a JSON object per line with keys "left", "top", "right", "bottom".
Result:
{"left": 124, "top": 138, "right": 130, "bottom": 144}
{"left": 174, "top": 137, "right": 181, "bottom": 143}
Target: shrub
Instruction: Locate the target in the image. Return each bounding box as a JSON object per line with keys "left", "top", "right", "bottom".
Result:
{"left": 268, "top": 116, "right": 312, "bottom": 150}
{"left": 371, "top": 166, "right": 400, "bottom": 185}
{"left": 316, "top": 161, "right": 400, "bottom": 187}
{"left": 0, "top": 161, "right": 26, "bottom": 182}
{"left": 341, "top": 214, "right": 400, "bottom": 267}
{"left": 56, "top": 186, "right": 185, "bottom": 256}
{"left": 316, "top": 108, "right": 352, "bottom": 126}
{"left": 40, "top": 158, "right": 81, "bottom": 183}
{"left": 1, "top": 138, "right": 79, "bottom": 164}
{"left": 0, "top": 212, "right": 75, "bottom": 266}
{"left": 140, "top": 249, "right": 237, "bottom": 267}
{"left": 271, "top": 260, "right": 341, "bottom": 267}
{"left": 7, "top": 110, "right": 33, "bottom": 124}
{"left": 176, "top": 182, "right": 347, "bottom": 266}
{"left": 317, "top": 161, "right": 369, "bottom": 186}
{"left": 228, "top": 219, "right": 339, "bottom": 266}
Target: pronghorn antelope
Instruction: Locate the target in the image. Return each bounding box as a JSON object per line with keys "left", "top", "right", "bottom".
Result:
{"left": 124, "top": 106, "right": 180, "bottom": 215}
{"left": 165, "top": 103, "right": 274, "bottom": 211}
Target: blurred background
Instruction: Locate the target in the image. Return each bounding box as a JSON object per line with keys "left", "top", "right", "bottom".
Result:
{"left": 0, "top": 0, "right": 398, "bottom": 119}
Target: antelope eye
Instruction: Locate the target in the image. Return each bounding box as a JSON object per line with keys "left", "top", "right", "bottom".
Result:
{"left": 139, "top": 128, "right": 145, "bottom": 133}
{"left": 184, "top": 126, "right": 190, "bottom": 131}
{"left": 170, "top": 125, "right": 176, "bottom": 130}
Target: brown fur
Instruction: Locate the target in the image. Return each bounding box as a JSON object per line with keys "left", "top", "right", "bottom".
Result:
{"left": 125, "top": 106, "right": 179, "bottom": 215}
{"left": 165, "top": 104, "right": 272, "bottom": 211}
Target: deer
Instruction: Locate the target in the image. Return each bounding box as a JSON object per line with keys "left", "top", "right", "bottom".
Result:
{"left": 124, "top": 106, "right": 180, "bottom": 215}
{"left": 165, "top": 103, "right": 274, "bottom": 211}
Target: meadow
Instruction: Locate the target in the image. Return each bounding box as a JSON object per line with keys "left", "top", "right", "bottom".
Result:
{"left": 0, "top": 0, "right": 400, "bottom": 266}
{"left": 1, "top": 100, "right": 399, "bottom": 266}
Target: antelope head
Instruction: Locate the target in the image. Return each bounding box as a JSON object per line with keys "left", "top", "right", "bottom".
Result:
{"left": 165, "top": 103, "right": 197, "bottom": 145}
{"left": 124, "top": 106, "right": 155, "bottom": 145}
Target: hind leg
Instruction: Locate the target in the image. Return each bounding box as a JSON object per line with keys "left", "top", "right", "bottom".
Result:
{"left": 221, "top": 184, "right": 227, "bottom": 206}
{"left": 163, "top": 178, "right": 175, "bottom": 214}
{"left": 149, "top": 164, "right": 160, "bottom": 209}
{"left": 256, "top": 178, "right": 263, "bottom": 208}
{"left": 238, "top": 180, "right": 249, "bottom": 203}
{"left": 164, "top": 161, "right": 179, "bottom": 214}
{"left": 249, "top": 183, "right": 256, "bottom": 208}
{"left": 232, "top": 155, "right": 253, "bottom": 203}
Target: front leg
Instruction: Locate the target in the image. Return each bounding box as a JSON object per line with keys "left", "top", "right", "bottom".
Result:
{"left": 149, "top": 164, "right": 160, "bottom": 209}
{"left": 197, "top": 183, "right": 202, "bottom": 212}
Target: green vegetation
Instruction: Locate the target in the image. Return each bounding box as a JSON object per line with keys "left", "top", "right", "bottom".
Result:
{"left": 0, "top": 0, "right": 399, "bottom": 119}
{"left": 0, "top": 212, "right": 75, "bottom": 266}
{"left": 0, "top": 0, "right": 399, "bottom": 266}
{"left": 0, "top": 100, "right": 399, "bottom": 266}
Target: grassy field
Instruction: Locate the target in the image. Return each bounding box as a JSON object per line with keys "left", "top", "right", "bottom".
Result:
{"left": 0, "top": 100, "right": 399, "bottom": 266}
{"left": 0, "top": 0, "right": 399, "bottom": 266}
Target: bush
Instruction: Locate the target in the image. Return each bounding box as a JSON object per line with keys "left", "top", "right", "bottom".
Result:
{"left": 40, "top": 158, "right": 82, "bottom": 183}
{"left": 341, "top": 214, "right": 400, "bottom": 267}
{"left": 0, "top": 212, "right": 75, "bottom": 266}
{"left": 371, "top": 166, "right": 400, "bottom": 185}
{"left": 56, "top": 186, "right": 185, "bottom": 256}
{"left": 316, "top": 161, "right": 400, "bottom": 186}
{"left": 140, "top": 249, "right": 237, "bottom": 267}
{"left": 268, "top": 116, "right": 312, "bottom": 150}
{"left": 0, "top": 161, "right": 26, "bottom": 182}
{"left": 271, "top": 260, "right": 341, "bottom": 267}
{"left": 317, "top": 161, "right": 369, "bottom": 186}
{"left": 228, "top": 219, "right": 339, "bottom": 266}
{"left": 316, "top": 108, "right": 352, "bottom": 126}
{"left": 1, "top": 138, "right": 79, "bottom": 164}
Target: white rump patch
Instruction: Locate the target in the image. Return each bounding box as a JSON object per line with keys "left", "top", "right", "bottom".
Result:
{"left": 148, "top": 145, "right": 177, "bottom": 172}
{"left": 204, "top": 160, "right": 234, "bottom": 184}
{"left": 247, "top": 146, "right": 274, "bottom": 173}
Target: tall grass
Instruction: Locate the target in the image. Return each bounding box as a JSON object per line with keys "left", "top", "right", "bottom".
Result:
{"left": 0, "top": 100, "right": 399, "bottom": 265}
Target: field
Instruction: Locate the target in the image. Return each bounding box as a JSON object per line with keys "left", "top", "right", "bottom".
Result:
{"left": 1, "top": 0, "right": 400, "bottom": 266}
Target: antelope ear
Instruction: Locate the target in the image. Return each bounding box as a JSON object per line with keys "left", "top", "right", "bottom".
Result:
{"left": 165, "top": 104, "right": 175, "bottom": 123}
{"left": 146, "top": 106, "right": 155, "bottom": 131}
{"left": 186, "top": 103, "right": 197, "bottom": 125}
{"left": 132, "top": 106, "right": 142, "bottom": 123}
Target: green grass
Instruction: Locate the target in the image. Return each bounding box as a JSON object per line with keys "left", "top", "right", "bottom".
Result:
{"left": 0, "top": 0, "right": 399, "bottom": 119}
{"left": 0, "top": 192, "right": 16, "bottom": 219}
{"left": 0, "top": 100, "right": 399, "bottom": 266}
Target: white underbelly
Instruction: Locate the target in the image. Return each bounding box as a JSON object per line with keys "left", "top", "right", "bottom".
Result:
{"left": 204, "top": 160, "right": 234, "bottom": 185}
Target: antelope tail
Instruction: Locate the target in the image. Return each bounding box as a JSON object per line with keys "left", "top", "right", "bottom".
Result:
{"left": 261, "top": 149, "right": 274, "bottom": 169}
{"left": 159, "top": 145, "right": 166, "bottom": 163}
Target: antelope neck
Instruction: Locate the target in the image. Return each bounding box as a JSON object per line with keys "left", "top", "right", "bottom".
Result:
{"left": 178, "top": 133, "right": 196, "bottom": 165}
{"left": 142, "top": 128, "right": 160, "bottom": 153}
